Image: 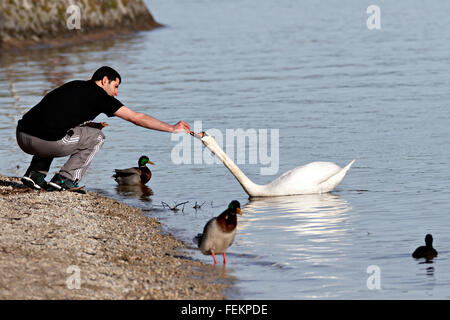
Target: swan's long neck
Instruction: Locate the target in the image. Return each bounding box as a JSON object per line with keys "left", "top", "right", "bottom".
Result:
{"left": 202, "top": 136, "right": 263, "bottom": 196}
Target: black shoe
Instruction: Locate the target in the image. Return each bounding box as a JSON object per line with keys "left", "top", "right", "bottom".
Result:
{"left": 21, "top": 170, "right": 48, "bottom": 190}
{"left": 48, "top": 174, "right": 79, "bottom": 190}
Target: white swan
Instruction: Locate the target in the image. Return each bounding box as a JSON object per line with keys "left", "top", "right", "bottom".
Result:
{"left": 195, "top": 132, "right": 355, "bottom": 197}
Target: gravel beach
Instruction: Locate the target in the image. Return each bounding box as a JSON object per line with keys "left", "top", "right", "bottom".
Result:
{"left": 0, "top": 174, "right": 231, "bottom": 299}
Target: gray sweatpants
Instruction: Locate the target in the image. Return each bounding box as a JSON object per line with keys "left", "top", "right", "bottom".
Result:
{"left": 16, "top": 126, "right": 105, "bottom": 182}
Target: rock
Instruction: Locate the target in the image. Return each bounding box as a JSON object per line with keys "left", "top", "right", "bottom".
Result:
{"left": 0, "top": 0, "right": 163, "bottom": 50}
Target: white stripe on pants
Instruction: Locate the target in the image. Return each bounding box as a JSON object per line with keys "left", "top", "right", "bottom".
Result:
{"left": 16, "top": 126, "right": 106, "bottom": 182}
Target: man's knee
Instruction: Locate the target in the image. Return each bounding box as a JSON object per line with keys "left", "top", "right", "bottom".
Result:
{"left": 95, "top": 129, "right": 105, "bottom": 148}
{"left": 80, "top": 127, "right": 105, "bottom": 148}
{"left": 97, "top": 130, "right": 105, "bottom": 142}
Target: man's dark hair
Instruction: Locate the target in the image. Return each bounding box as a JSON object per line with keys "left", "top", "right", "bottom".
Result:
{"left": 91, "top": 66, "right": 122, "bottom": 84}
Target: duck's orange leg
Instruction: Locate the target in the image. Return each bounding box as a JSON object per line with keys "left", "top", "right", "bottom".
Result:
{"left": 211, "top": 252, "right": 217, "bottom": 264}
{"left": 223, "top": 252, "right": 227, "bottom": 264}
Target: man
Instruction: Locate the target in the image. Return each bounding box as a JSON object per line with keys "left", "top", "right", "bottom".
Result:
{"left": 16, "top": 66, "right": 190, "bottom": 190}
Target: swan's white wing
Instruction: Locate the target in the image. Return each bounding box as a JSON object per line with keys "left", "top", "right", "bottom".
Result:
{"left": 318, "top": 160, "right": 355, "bottom": 192}
{"left": 276, "top": 162, "right": 342, "bottom": 184}
{"left": 263, "top": 162, "right": 339, "bottom": 194}
{"left": 261, "top": 161, "right": 354, "bottom": 195}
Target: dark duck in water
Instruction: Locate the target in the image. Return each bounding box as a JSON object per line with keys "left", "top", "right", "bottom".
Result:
{"left": 194, "top": 200, "right": 242, "bottom": 264}
{"left": 112, "top": 155, "right": 154, "bottom": 186}
{"left": 412, "top": 234, "right": 438, "bottom": 260}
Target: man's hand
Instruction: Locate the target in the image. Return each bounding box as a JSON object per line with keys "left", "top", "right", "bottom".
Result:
{"left": 171, "top": 121, "right": 191, "bottom": 133}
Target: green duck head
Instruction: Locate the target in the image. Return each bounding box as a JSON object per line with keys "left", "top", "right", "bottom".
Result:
{"left": 138, "top": 155, "right": 154, "bottom": 167}
{"left": 228, "top": 200, "right": 242, "bottom": 215}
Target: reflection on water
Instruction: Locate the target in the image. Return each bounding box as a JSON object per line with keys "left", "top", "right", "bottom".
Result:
{"left": 244, "top": 193, "right": 350, "bottom": 215}
{"left": 241, "top": 193, "right": 350, "bottom": 238}
{"left": 227, "top": 193, "right": 353, "bottom": 299}
{"left": 41, "top": 55, "right": 73, "bottom": 94}
{"left": 237, "top": 193, "right": 351, "bottom": 270}
{"left": 115, "top": 184, "right": 154, "bottom": 202}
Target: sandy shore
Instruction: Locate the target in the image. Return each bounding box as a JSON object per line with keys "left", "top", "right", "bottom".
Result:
{"left": 0, "top": 174, "right": 231, "bottom": 299}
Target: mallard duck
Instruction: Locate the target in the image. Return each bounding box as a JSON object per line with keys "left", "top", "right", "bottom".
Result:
{"left": 412, "top": 234, "right": 438, "bottom": 260}
{"left": 112, "top": 155, "right": 154, "bottom": 186}
{"left": 193, "top": 200, "right": 242, "bottom": 264}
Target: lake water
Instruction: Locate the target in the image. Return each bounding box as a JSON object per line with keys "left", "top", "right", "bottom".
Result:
{"left": 1, "top": 0, "right": 450, "bottom": 299}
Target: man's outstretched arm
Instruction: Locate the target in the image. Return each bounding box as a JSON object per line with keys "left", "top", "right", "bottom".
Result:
{"left": 114, "top": 106, "right": 190, "bottom": 133}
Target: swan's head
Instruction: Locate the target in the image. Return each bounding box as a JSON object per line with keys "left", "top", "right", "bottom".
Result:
{"left": 190, "top": 131, "right": 216, "bottom": 147}
{"left": 190, "top": 131, "right": 206, "bottom": 139}
{"left": 200, "top": 132, "right": 216, "bottom": 148}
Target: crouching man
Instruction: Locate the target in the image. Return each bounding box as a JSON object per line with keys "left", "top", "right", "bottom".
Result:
{"left": 16, "top": 66, "right": 190, "bottom": 190}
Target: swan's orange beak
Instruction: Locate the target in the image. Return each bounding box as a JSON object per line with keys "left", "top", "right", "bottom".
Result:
{"left": 190, "top": 131, "right": 206, "bottom": 139}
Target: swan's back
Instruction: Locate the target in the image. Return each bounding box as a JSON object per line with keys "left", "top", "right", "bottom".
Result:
{"left": 275, "top": 162, "right": 341, "bottom": 185}
{"left": 262, "top": 160, "right": 355, "bottom": 196}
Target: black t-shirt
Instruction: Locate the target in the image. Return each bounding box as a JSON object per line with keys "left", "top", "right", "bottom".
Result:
{"left": 17, "top": 80, "right": 123, "bottom": 141}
